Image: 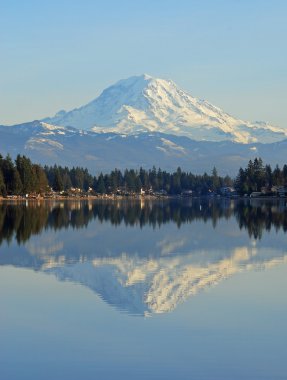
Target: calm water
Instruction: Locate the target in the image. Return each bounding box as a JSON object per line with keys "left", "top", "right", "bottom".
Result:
{"left": 0, "top": 198, "right": 287, "bottom": 380}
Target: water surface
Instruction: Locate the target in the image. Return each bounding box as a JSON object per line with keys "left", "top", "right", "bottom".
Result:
{"left": 0, "top": 199, "right": 287, "bottom": 379}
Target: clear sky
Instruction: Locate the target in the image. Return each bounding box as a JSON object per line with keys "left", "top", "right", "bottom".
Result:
{"left": 1, "top": 0, "right": 286, "bottom": 127}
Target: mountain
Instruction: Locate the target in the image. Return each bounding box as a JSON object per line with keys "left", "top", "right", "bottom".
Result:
{"left": 45, "top": 74, "right": 287, "bottom": 144}
{"left": 1, "top": 74, "right": 287, "bottom": 174}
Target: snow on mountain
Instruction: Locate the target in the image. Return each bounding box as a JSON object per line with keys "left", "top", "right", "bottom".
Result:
{"left": 45, "top": 74, "right": 287, "bottom": 144}
{"left": 2, "top": 120, "right": 287, "bottom": 175}
{"left": 1, "top": 75, "right": 287, "bottom": 174}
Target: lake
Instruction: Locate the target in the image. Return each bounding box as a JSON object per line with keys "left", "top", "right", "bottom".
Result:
{"left": 0, "top": 198, "right": 287, "bottom": 380}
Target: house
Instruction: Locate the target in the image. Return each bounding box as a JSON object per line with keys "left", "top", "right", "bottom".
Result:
{"left": 277, "top": 187, "right": 287, "bottom": 197}
{"left": 181, "top": 190, "right": 193, "bottom": 197}
{"left": 220, "top": 187, "right": 237, "bottom": 197}
{"left": 250, "top": 192, "right": 262, "bottom": 198}
{"left": 154, "top": 189, "right": 168, "bottom": 197}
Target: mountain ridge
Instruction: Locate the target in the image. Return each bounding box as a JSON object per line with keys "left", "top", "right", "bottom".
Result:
{"left": 44, "top": 74, "right": 287, "bottom": 144}
{"left": 1, "top": 120, "right": 287, "bottom": 175}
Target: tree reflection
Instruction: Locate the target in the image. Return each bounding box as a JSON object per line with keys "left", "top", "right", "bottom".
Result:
{"left": 0, "top": 199, "right": 287, "bottom": 245}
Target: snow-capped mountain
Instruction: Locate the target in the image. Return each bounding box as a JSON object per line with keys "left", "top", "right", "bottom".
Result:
{"left": 1, "top": 74, "right": 287, "bottom": 174}
{"left": 45, "top": 74, "right": 287, "bottom": 144}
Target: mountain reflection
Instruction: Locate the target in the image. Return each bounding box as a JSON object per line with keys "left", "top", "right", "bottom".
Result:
{"left": 0, "top": 199, "right": 287, "bottom": 316}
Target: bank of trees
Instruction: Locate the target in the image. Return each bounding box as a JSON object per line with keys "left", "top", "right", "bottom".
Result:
{"left": 0, "top": 154, "right": 49, "bottom": 196}
{"left": 91, "top": 166, "right": 232, "bottom": 195}
{"left": 1, "top": 153, "right": 287, "bottom": 197}
{"left": 0, "top": 153, "right": 232, "bottom": 196}
{"left": 234, "top": 158, "right": 287, "bottom": 195}
{"left": 44, "top": 165, "right": 233, "bottom": 195}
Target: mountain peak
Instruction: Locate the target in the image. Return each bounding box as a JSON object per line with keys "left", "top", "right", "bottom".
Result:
{"left": 44, "top": 75, "right": 287, "bottom": 144}
{"left": 113, "top": 73, "right": 153, "bottom": 87}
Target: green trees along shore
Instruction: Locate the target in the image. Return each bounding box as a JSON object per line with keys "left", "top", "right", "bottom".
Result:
{"left": 0, "top": 153, "right": 287, "bottom": 197}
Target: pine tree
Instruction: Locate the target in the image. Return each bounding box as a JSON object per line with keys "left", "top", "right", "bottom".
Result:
{"left": 34, "top": 165, "right": 49, "bottom": 193}
{"left": 62, "top": 170, "right": 72, "bottom": 190}
{"left": 149, "top": 166, "right": 158, "bottom": 191}
{"left": 11, "top": 168, "right": 23, "bottom": 195}
{"left": 96, "top": 174, "right": 106, "bottom": 194}
{"left": 272, "top": 164, "right": 283, "bottom": 186}
{"left": 139, "top": 167, "right": 149, "bottom": 190}
{"left": 74, "top": 167, "right": 84, "bottom": 189}
{"left": 265, "top": 164, "right": 273, "bottom": 189}
{"left": 253, "top": 157, "right": 265, "bottom": 190}
{"left": 53, "top": 169, "right": 64, "bottom": 191}
{"left": 109, "top": 170, "right": 119, "bottom": 192}
{"left": 282, "top": 165, "right": 287, "bottom": 185}
{"left": 0, "top": 169, "right": 6, "bottom": 196}
{"left": 16, "top": 155, "right": 36, "bottom": 193}
{"left": 2, "top": 155, "right": 15, "bottom": 194}
{"left": 171, "top": 168, "right": 182, "bottom": 194}
{"left": 211, "top": 167, "right": 220, "bottom": 191}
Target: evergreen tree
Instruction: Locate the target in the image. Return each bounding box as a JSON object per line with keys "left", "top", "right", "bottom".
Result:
{"left": 283, "top": 164, "right": 287, "bottom": 185}
{"left": 211, "top": 167, "right": 220, "bottom": 191}
{"left": 16, "top": 155, "right": 36, "bottom": 193}
{"left": 265, "top": 164, "right": 273, "bottom": 188}
{"left": 83, "top": 169, "right": 93, "bottom": 191}
{"left": 135, "top": 176, "right": 142, "bottom": 193}
{"left": 170, "top": 168, "right": 182, "bottom": 194}
{"left": 2, "top": 155, "right": 15, "bottom": 194}
{"left": 11, "top": 168, "right": 23, "bottom": 195}
{"left": 223, "top": 175, "right": 233, "bottom": 187}
{"left": 272, "top": 164, "right": 283, "bottom": 186}
{"left": 139, "top": 167, "right": 149, "bottom": 189}
{"left": 96, "top": 173, "right": 106, "bottom": 194}
{"left": 149, "top": 166, "right": 158, "bottom": 191}
{"left": 253, "top": 157, "right": 265, "bottom": 190}
{"left": 53, "top": 169, "right": 64, "bottom": 191}
{"left": 0, "top": 169, "right": 6, "bottom": 196}
{"left": 124, "top": 169, "right": 137, "bottom": 192}
{"left": 33, "top": 165, "right": 49, "bottom": 193}
{"left": 74, "top": 167, "right": 84, "bottom": 189}
{"left": 62, "top": 169, "right": 72, "bottom": 190}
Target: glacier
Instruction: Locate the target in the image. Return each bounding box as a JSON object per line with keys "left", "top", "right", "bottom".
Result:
{"left": 45, "top": 74, "right": 287, "bottom": 144}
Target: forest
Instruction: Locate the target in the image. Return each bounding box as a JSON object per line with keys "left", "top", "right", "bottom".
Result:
{"left": 0, "top": 153, "right": 287, "bottom": 196}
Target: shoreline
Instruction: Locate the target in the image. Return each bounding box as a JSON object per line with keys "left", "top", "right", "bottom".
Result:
{"left": 0, "top": 195, "right": 286, "bottom": 202}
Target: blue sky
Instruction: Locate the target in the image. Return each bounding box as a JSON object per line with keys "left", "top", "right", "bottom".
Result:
{"left": 1, "top": 0, "right": 286, "bottom": 127}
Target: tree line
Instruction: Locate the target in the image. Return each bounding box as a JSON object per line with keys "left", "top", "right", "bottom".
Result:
{"left": 0, "top": 153, "right": 233, "bottom": 196}
{"left": 235, "top": 158, "right": 287, "bottom": 195}
{"left": 0, "top": 154, "right": 48, "bottom": 196}
{"left": 0, "top": 153, "right": 287, "bottom": 196}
